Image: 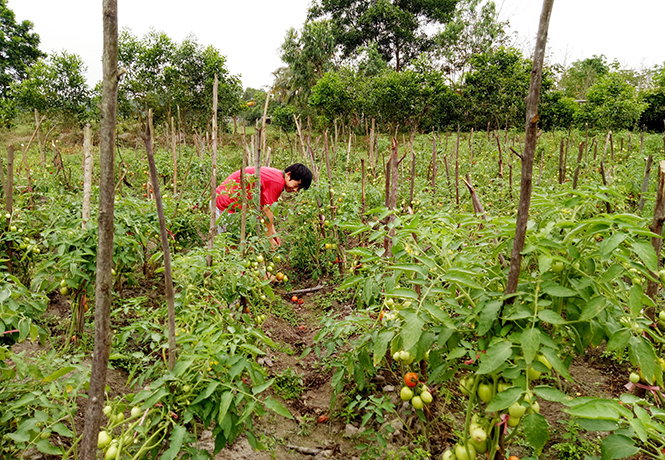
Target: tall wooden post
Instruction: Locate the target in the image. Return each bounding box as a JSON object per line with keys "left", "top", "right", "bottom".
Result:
{"left": 80, "top": 0, "right": 118, "bottom": 457}
{"left": 82, "top": 124, "right": 93, "bottom": 226}
{"left": 207, "top": 75, "right": 219, "bottom": 267}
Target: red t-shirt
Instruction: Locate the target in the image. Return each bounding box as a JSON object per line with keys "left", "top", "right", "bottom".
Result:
{"left": 215, "top": 167, "right": 285, "bottom": 213}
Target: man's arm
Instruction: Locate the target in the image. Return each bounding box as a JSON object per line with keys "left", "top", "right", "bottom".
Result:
{"left": 262, "top": 206, "right": 280, "bottom": 246}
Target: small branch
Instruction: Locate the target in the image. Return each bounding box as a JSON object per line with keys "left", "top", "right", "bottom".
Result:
{"left": 509, "top": 147, "right": 523, "bottom": 161}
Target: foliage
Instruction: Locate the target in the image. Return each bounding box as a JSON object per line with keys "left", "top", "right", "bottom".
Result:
{"left": 308, "top": 0, "right": 459, "bottom": 71}
{"left": 576, "top": 72, "right": 647, "bottom": 130}
{"left": 461, "top": 46, "right": 532, "bottom": 129}
{"left": 558, "top": 55, "right": 610, "bottom": 100}
{"left": 118, "top": 28, "right": 243, "bottom": 129}
{"left": 277, "top": 20, "right": 337, "bottom": 107}
{"left": 432, "top": 0, "right": 509, "bottom": 82}
{"left": 14, "top": 51, "right": 92, "bottom": 126}
{"left": 0, "top": 0, "right": 45, "bottom": 123}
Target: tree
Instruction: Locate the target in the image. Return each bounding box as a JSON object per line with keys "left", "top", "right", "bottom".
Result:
{"left": 309, "top": 69, "right": 356, "bottom": 126}
{"left": 460, "top": 46, "right": 532, "bottom": 129}
{"left": 118, "top": 29, "right": 242, "bottom": 130}
{"left": 558, "top": 55, "right": 609, "bottom": 100}
{"left": 277, "top": 20, "right": 336, "bottom": 107}
{"left": 15, "top": 51, "right": 91, "bottom": 125}
{"left": 575, "top": 72, "right": 646, "bottom": 130}
{"left": 0, "top": 0, "right": 45, "bottom": 122}
{"left": 432, "top": 0, "right": 509, "bottom": 82}
{"left": 639, "top": 63, "right": 665, "bottom": 131}
{"left": 308, "top": 0, "right": 459, "bottom": 71}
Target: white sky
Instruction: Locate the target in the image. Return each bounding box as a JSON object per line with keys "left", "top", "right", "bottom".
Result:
{"left": 9, "top": 0, "right": 665, "bottom": 90}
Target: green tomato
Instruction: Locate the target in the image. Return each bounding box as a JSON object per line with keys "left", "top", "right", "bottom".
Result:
{"left": 477, "top": 383, "right": 493, "bottom": 404}
{"left": 471, "top": 438, "right": 488, "bottom": 454}
{"left": 400, "top": 386, "right": 414, "bottom": 401}
{"left": 385, "top": 298, "right": 394, "bottom": 307}
{"left": 9, "top": 225, "right": 16, "bottom": 232}
{"left": 420, "top": 390, "right": 433, "bottom": 404}
{"left": 441, "top": 449, "right": 455, "bottom": 460}
{"left": 130, "top": 406, "right": 141, "bottom": 418}
{"left": 455, "top": 443, "right": 476, "bottom": 460}
{"left": 471, "top": 427, "right": 487, "bottom": 443}
{"left": 104, "top": 444, "right": 118, "bottom": 460}
{"left": 629, "top": 372, "right": 640, "bottom": 383}
{"left": 530, "top": 401, "right": 540, "bottom": 414}
{"left": 102, "top": 405, "right": 112, "bottom": 417}
{"left": 659, "top": 310, "right": 665, "bottom": 321}
{"left": 98, "top": 431, "right": 112, "bottom": 449}
{"left": 274, "top": 255, "right": 282, "bottom": 263}
{"left": 40, "top": 431, "right": 51, "bottom": 439}
{"left": 537, "top": 354, "right": 553, "bottom": 370}
{"left": 551, "top": 261, "right": 564, "bottom": 273}
{"left": 527, "top": 366, "right": 541, "bottom": 380}
{"left": 459, "top": 377, "right": 474, "bottom": 396}
{"left": 411, "top": 395, "right": 424, "bottom": 410}
{"left": 256, "top": 255, "right": 264, "bottom": 263}
{"left": 508, "top": 415, "right": 520, "bottom": 427}
{"left": 508, "top": 402, "right": 526, "bottom": 419}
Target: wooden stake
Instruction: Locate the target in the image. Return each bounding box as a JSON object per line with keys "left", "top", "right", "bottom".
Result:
{"left": 572, "top": 142, "right": 585, "bottom": 190}
{"left": 171, "top": 116, "right": 177, "bottom": 194}
{"left": 82, "top": 124, "right": 93, "bottom": 226}
{"left": 645, "top": 160, "right": 665, "bottom": 313}
{"left": 207, "top": 75, "right": 219, "bottom": 267}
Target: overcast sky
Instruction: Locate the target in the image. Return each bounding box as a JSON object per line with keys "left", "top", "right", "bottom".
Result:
{"left": 9, "top": 0, "right": 665, "bottom": 90}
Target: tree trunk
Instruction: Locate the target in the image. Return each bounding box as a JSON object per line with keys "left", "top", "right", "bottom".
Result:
{"left": 82, "top": 124, "right": 93, "bottom": 227}
{"left": 504, "top": 0, "right": 554, "bottom": 304}
{"left": 80, "top": 0, "right": 118, "bottom": 457}
{"left": 207, "top": 75, "right": 218, "bottom": 267}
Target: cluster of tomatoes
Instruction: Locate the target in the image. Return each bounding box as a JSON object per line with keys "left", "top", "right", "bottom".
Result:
{"left": 399, "top": 372, "right": 433, "bottom": 410}
{"left": 291, "top": 295, "right": 304, "bottom": 305}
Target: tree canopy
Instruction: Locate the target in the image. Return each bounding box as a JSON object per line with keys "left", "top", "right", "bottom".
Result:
{"left": 308, "top": 0, "right": 459, "bottom": 71}
{"left": 0, "top": 0, "right": 45, "bottom": 122}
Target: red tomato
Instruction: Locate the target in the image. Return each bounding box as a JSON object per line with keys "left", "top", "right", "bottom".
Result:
{"left": 404, "top": 372, "right": 419, "bottom": 388}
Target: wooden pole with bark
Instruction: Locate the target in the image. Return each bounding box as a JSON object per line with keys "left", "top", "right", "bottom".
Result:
{"left": 207, "top": 75, "right": 219, "bottom": 267}
{"left": 82, "top": 124, "right": 93, "bottom": 227}
{"left": 455, "top": 126, "right": 460, "bottom": 206}
{"left": 143, "top": 110, "right": 176, "bottom": 371}
{"left": 504, "top": 0, "right": 554, "bottom": 302}
{"left": 171, "top": 116, "right": 177, "bottom": 194}
{"left": 80, "top": 0, "right": 119, "bottom": 457}
{"left": 383, "top": 138, "right": 399, "bottom": 257}
{"left": 4, "top": 145, "right": 14, "bottom": 274}
{"left": 431, "top": 132, "right": 437, "bottom": 196}
{"left": 645, "top": 160, "right": 665, "bottom": 316}
{"left": 558, "top": 138, "right": 565, "bottom": 184}
{"left": 409, "top": 131, "right": 416, "bottom": 206}
{"left": 572, "top": 141, "right": 585, "bottom": 190}
{"left": 638, "top": 133, "right": 651, "bottom": 213}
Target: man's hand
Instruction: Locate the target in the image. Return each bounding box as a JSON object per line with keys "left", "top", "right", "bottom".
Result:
{"left": 270, "top": 235, "right": 281, "bottom": 247}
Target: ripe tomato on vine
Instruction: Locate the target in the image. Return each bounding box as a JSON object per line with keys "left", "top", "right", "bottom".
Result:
{"left": 404, "top": 372, "right": 419, "bottom": 387}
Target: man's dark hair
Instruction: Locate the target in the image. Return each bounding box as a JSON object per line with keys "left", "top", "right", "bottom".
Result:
{"left": 285, "top": 163, "right": 313, "bottom": 190}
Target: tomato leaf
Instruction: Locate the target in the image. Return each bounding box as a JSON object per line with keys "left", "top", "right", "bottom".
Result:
{"left": 628, "top": 284, "right": 642, "bottom": 318}
{"left": 191, "top": 381, "right": 220, "bottom": 405}
{"left": 400, "top": 311, "right": 424, "bottom": 352}
{"left": 522, "top": 412, "right": 549, "bottom": 453}
{"left": 217, "top": 391, "right": 234, "bottom": 425}
{"left": 264, "top": 396, "right": 293, "bottom": 419}
{"left": 373, "top": 330, "right": 394, "bottom": 367}
{"left": 606, "top": 329, "right": 631, "bottom": 352}
{"left": 629, "top": 336, "right": 661, "bottom": 386}
{"left": 36, "top": 439, "right": 63, "bottom": 456}
{"left": 521, "top": 328, "right": 541, "bottom": 365}
{"left": 477, "top": 300, "right": 501, "bottom": 336}
{"left": 538, "top": 309, "right": 566, "bottom": 325}
{"left": 600, "top": 233, "right": 627, "bottom": 258}
{"left": 42, "top": 366, "right": 75, "bottom": 383}
{"left": 541, "top": 282, "right": 576, "bottom": 297}
{"left": 566, "top": 399, "right": 621, "bottom": 420}
{"left": 540, "top": 347, "right": 573, "bottom": 381}
{"left": 579, "top": 297, "right": 606, "bottom": 322}
{"left": 631, "top": 241, "right": 658, "bottom": 273}
{"left": 476, "top": 341, "right": 513, "bottom": 375}
{"left": 161, "top": 425, "right": 188, "bottom": 460}
{"left": 600, "top": 434, "right": 639, "bottom": 460}
{"left": 485, "top": 387, "right": 522, "bottom": 412}
{"left": 533, "top": 385, "right": 569, "bottom": 403}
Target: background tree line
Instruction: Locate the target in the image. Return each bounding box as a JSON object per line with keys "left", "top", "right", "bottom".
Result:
{"left": 2, "top": 0, "right": 665, "bottom": 137}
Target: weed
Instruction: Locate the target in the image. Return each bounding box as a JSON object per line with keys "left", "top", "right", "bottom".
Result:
{"left": 273, "top": 368, "right": 304, "bottom": 400}
{"left": 552, "top": 420, "right": 599, "bottom": 460}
